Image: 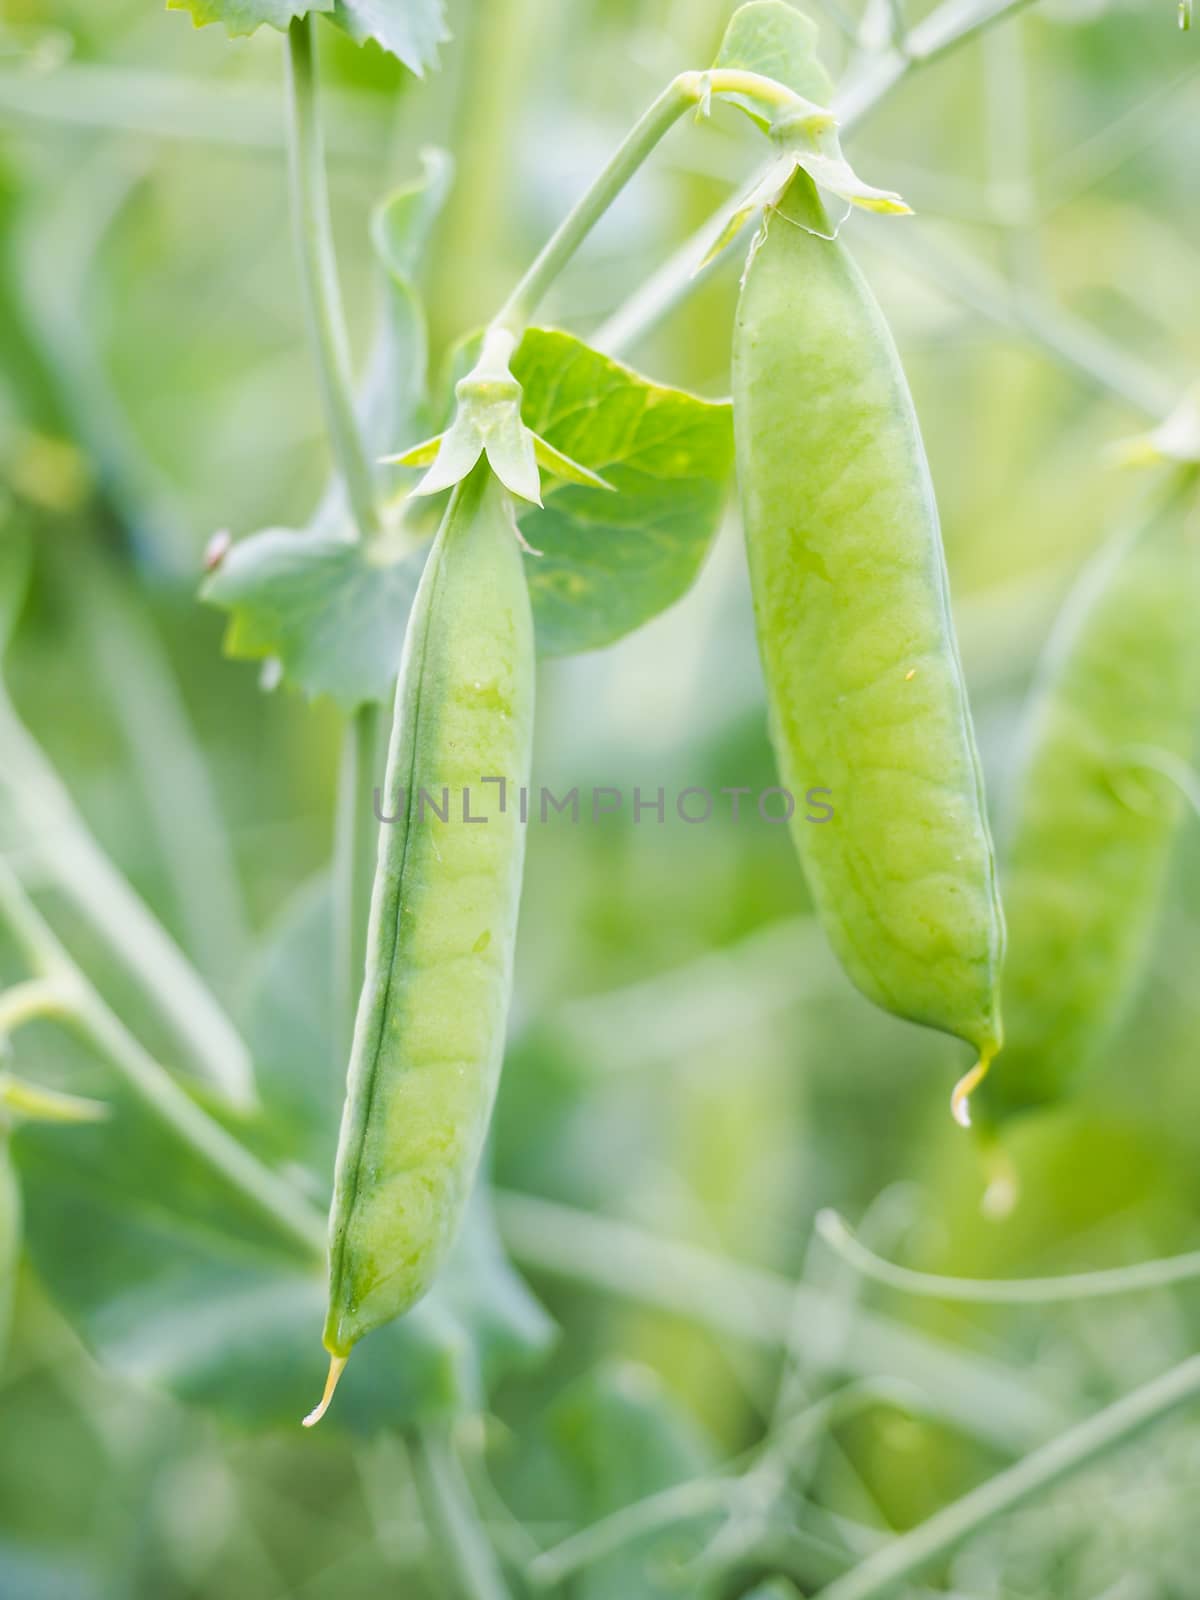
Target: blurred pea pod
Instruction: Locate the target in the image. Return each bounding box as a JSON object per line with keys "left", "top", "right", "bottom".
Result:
{"left": 308, "top": 465, "right": 535, "bottom": 1424}
{"left": 732, "top": 168, "right": 1004, "bottom": 1119}
{"left": 982, "top": 471, "right": 1200, "bottom": 1121}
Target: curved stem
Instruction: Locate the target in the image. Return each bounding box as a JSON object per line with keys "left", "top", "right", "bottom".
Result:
{"left": 490, "top": 69, "right": 800, "bottom": 340}
{"left": 0, "top": 859, "right": 324, "bottom": 1260}
{"left": 816, "top": 1355, "right": 1200, "bottom": 1600}
{"left": 409, "top": 1427, "right": 513, "bottom": 1600}
{"left": 594, "top": 0, "right": 1048, "bottom": 361}
{"left": 0, "top": 977, "right": 77, "bottom": 1039}
{"left": 818, "top": 1210, "right": 1200, "bottom": 1305}
{"left": 285, "top": 15, "right": 379, "bottom": 541}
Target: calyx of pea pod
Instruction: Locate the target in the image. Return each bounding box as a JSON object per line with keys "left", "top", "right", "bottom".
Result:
{"left": 386, "top": 328, "right": 612, "bottom": 508}
{"left": 702, "top": 102, "right": 910, "bottom": 268}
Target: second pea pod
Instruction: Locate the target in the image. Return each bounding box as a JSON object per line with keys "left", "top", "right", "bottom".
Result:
{"left": 732, "top": 168, "right": 1005, "bottom": 1111}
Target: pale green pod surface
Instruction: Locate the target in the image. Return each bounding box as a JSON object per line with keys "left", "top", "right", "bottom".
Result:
{"left": 983, "top": 476, "right": 1200, "bottom": 1119}
{"left": 732, "top": 169, "right": 1004, "bottom": 1093}
{"left": 321, "top": 467, "right": 535, "bottom": 1366}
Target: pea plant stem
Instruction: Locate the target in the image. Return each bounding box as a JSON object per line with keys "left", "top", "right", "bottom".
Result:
{"left": 493, "top": 1190, "right": 1066, "bottom": 1453}
{"left": 0, "top": 977, "right": 76, "bottom": 1038}
{"left": 819, "top": 1210, "right": 1200, "bottom": 1303}
{"left": 333, "top": 701, "right": 382, "bottom": 1056}
{"left": 285, "top": 14, "right": 387, "bottom": 1077}
{"left": 408, "top": 1428, "right": 514, "bottom": 1600}
{"left": 595, "top": 0, "right": 1052, "bottom": 363}
{"left": 489, "top": 68, "right": 803, "bottom": 339}
{"left": 529, "top": 1382, "right": 907, "bottom": 1590}
{"left": 0, "top": 688, "right": 256, "bottom": 1109}
{"left": 0, "top": 858, "right": 325, "bottom": 1261}
{"left": 284, "top": 14, "right": 380, "bottom": 543}
{"left": 816, "top": 1354, "right": 1200, "bottom": 1600}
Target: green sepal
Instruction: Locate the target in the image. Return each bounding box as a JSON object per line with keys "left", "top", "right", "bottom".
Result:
{"left": 713, "top": 2, "right": 910, "bottom": 221}
{"left": 407, "top": 330, "right": 544, "bottom": 505}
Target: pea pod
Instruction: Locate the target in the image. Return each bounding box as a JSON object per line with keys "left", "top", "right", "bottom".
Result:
{"left": 732, "top": 169, "right": 1004, "bottom": 1113}
{"left": 982, "top": 473, "right": 1200, "bottom": 1120}
{"left": 308, "top": 466, "right": 535, "bottom": 1422}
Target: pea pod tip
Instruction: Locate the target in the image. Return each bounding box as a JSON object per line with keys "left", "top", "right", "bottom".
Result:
{"left": 302, "top": 1353, "right": 348, "bottom": 1429}
{"left": 950, "top": 1046, "right": 997, "bottom": 1130}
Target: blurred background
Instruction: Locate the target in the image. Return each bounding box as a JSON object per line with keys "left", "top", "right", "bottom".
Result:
{"left": 2, "top": 0, "right": 1200, "bottom": 1595}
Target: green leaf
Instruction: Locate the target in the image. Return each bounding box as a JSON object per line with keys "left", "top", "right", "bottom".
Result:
{"left": 714, "top": 0, "right": 835, "bottom": 126}
{"left": 166, "top": 0, "right": 332, "bottom": 39}
{"left": 14, "top": 878, "right": 554, "bottom": 1435}
{"left": 202, "top": 528, "right": 427, "bottom": 713}
{"left": 168, "top": 0, "right": 451, "bottom": 69}
{"left": 511, "top": 329, "right": 734, "bottom": 657}
{"left": 329, "top": 0, "right": 450, "bottom": 74}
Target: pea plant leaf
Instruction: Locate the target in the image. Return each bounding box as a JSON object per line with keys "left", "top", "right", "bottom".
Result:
{"left": 203, "top": 152, "right": 452, "bottom": 711}
{"left": 13, "top": 876, "right": 554, "bottom": 1435}
{"left": 166, "top": 0, "right": 332, "bottom": 38}
{"left": 329, "top": 0, "right": 450, "bottom": 73}
{"left": 511, "top": 329, "right": 734, "bottom": 657}
{"left": 202, "top": 529, "right": 426, "bottom": 712}
{"left": 715, "top": 0, "right": 835, "bottom": 123}
{"left": 167, "top": 0, "right": 450, "bottom": 75}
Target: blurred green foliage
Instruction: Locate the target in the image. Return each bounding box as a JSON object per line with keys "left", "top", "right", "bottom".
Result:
{"left": 1, "top": 0, "right": 1200, "bottom": 1595}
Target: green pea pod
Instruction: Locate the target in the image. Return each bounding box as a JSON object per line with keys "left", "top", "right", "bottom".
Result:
{"left": 309, "top": 466, "right": 535, "bottom": 1422}
{"left": 982, "top": 473, "right": 1200, "bottom": 1121}
{"left": 0, "top": 1129, "right": 19, "bottom": 1365}
{"left": 732, "top": 169, "right": 1004, "bottom": 1117}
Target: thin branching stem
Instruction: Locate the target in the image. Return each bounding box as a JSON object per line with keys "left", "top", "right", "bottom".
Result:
{"left": 816, "top": 1356, "right": 1200, "bottom": 1600}
{"left": 284, "top": 14, "right": 380, "bottom": 542}
{"left": 493, "top": 1190, "right": 1067, "bottom": 1452}
{"left": 490, "top": 69, "right": 804, "bottom": 339}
